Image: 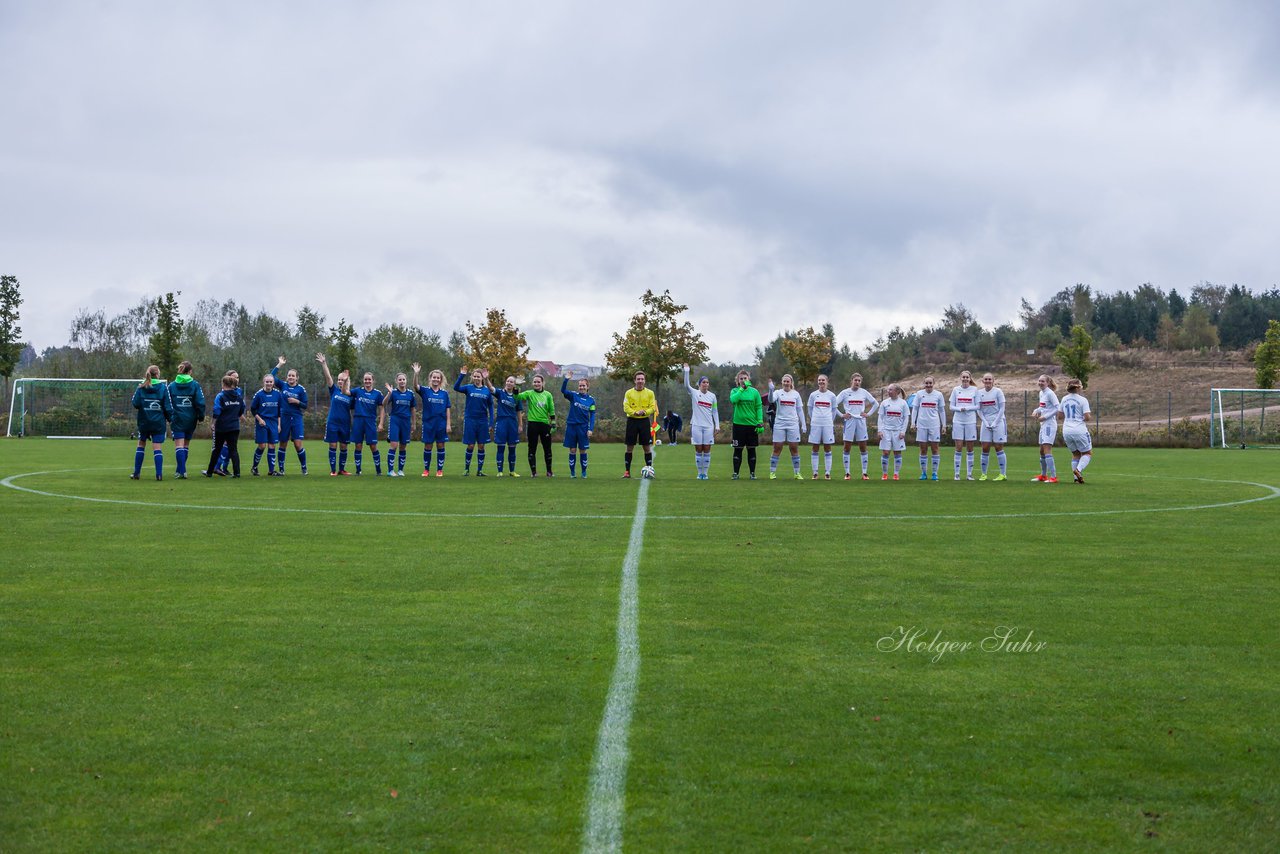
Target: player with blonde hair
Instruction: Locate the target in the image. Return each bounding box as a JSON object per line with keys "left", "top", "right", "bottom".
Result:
{"left": 1032, "top": 374, "right": 1060, "bottom": 482}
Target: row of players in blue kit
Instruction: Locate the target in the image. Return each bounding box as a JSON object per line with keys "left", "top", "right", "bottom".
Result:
{"left": 129, "top": 354, "right": 598, "bottom": 479}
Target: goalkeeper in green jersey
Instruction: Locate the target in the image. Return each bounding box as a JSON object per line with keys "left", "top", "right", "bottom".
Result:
{"left": 517, "top": 375, "right": 557, "bottom": 476}
{"left": 728, "top": 369, "right": 764, "bottom": 480}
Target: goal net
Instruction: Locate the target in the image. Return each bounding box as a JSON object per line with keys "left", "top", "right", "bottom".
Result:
{"left": 7, "top": 378, "right": 145, "bottom": 438}
{"left": 1209, "top": 388, "right": 1280, "bottom": 449}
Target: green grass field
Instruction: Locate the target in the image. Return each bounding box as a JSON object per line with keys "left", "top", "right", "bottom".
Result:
{"left": 2, "top": 439, "right": 1277, "bottom": 851}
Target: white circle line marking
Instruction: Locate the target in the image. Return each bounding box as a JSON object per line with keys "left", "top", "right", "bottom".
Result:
{"left": 2, "top": 469, "right": 1277, "bottom": 522}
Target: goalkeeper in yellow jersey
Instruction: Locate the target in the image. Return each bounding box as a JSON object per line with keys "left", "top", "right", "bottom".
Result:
{"left": 622, "top": 371, "right": 657, "bottom": 478}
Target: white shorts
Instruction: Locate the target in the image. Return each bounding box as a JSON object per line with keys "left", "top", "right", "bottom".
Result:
{"left": 1038, "top": 420, "right": 1058, "bottom": 446}
{"left": 772, "top": 424, "right": 801, "bottom": 444}
{"left": 879, "top": 433, "right": 906, "bottom": 452}
{"left": 808, "top": 424, "right": 835, "bottom": 445}
{"left": 951, "top": 422, "right": 977, "bottom": 442}
{"left": 915, "top": 424, "right": 941, "bottom": 444}
{"left": 1063, "top": 428, "right": 1092, "bottom": 453}
{"left": 980, "top": 421, "right": 1007, "bottom": 445}
{"left": 842, "top": 418, "right": 869, "bottom": 443}
{"left": 690, "top": 425, "right": 716, "bottom": 445}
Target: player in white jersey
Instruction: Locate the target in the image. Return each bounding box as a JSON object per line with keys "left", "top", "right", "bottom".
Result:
{"left": 1057, "top": 378, "right": 1093, "bottom": 483}
{"left": 835, "top": 372, "right": 878, "bottom": 480}
{"left": 767, "top": 375, "right": 806, "bottom": 480}
{"left": 974, "top": 373, "right": 1008, "bottom": 481}
{"left": 1032, "top": 374, "right": 1060, "bottom": 482}
{"left": 910, "top": 377, "right": 948, "bottom": 480}
{"left": 682, "top": 363, "right": 720, "bottom": 480}
{"left": 877, "top": 384, "right": 910, "bottom": 480}
{"left": 948, "top": 370, "right": 980, "bottom": 480}
{"left": 807, "top": 374, "right": 839, "bottom": 479}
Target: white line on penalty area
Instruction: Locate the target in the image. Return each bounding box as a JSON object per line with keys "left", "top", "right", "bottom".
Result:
{"left": 3, "top": 470, "right": 1277, "bottom": 523}
{"left": 581, "top": 477, "right": 648, "bottom": 854}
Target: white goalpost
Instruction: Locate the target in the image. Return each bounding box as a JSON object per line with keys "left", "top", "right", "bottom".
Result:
{"left": 1209, "top": 388, "right": 1280, "bottom": 449}
{"left": 6, "top": 378, "right": 143, "bottom": 438}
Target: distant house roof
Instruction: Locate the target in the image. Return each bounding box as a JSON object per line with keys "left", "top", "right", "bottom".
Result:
{"left": 532, "top": 360, "right": 559, "bottom": 377}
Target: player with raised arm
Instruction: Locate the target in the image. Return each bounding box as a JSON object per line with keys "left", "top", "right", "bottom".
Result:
{"left": 974, "top": 372, "right": 1008, "bottom": 481}
{"left": 910, "top": 377, "right": 947, "bottom": 480}
{"left": 270, "top": 356, "right": 309, "bottom": 475}
{"left": 351, "top": 372, "right": 385, "bottom": 475}
{"left": 516, "top": 374, "right": 555, "bottom": 477}
{"left": 413, "top": 364, "right": 451, "bottom": 477}
{"left": 167, "top": 360, "right": 205, "bottom": 479}
{"left": 1058, "top": 378, "right": 1094, "bottom": 483}
{"left": 729, "top": 370, "right": 764, "bottom": 480}
{"left": 561, "top": 371, "right": 597, "bottom": 477}
{"left": 806, "top": 374, "right": 838, "bottom": 480}
{"left": 493, "top": 376, "right": 523, "bottom": 477}
{"left": 834, "top": 372, "right": 878, "bottom": 480}
{"left": 383, "top": 373, "right": 416, "bottom": 477}
{"left": 250, "top": 373, "right": 284, "bottom": 476}
{"left": 1032, "top": 374, "right": 1060, "bottom": 482}
{"left": 317, "top": 354, "right": 354, "bottom": 475}
{"left": 131, "top": 365, "right": 173, "bottom": 481}
{"left": 622, "top": 371, "right": 657, "bottom": 478}
{"left": 877, "top": 384, "right": 909, "bottom": 480}
{"left": 767, "top": 374, "right": 807, "bottom": 480}
{"left": 454, "top": 367, "right": 496, "bottom": 476}
{"left": 949, "top": 370, "right": 979, "bottom": 481}
{"left": 682, "top": 363, "right": 720, "bottom": 480}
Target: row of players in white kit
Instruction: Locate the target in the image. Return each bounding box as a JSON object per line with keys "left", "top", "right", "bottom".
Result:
{"left": 682, "top": 367, "right": 1094, "bottom": 483}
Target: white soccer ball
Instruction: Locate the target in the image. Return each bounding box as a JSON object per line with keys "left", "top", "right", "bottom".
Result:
{"left": 655, "top": 439, "right": 662, "bottom": 445}
{"left": 640, "top": 465, "right": 656, "bottom": 479}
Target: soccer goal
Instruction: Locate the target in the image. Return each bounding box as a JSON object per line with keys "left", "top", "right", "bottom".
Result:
{"left": 6, "top": 378, "right": 144, "bottom": 438}
{"left": 1209, "top": 388, "right": 1280, "bottom": 449}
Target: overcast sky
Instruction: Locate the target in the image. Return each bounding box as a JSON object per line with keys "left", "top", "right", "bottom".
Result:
{"left": 2, "top": 1, "right": 1277, "bottom": 363}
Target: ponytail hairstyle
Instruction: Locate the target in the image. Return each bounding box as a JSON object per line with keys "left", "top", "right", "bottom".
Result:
{"left": 141, "top": 365, "right": 161, "bottom": 389}
{"left": 1038, "top": 374, "right": 1058, "bottom": 391}
{"left": 177, "top": 360, "right": 193, "bottom": 375}
{"left": 1066, "top": 378, "right": 1082, "bottom": 393}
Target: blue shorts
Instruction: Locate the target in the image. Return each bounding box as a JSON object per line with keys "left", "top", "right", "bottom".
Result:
{"left": 352, "top": 418, "right": 378, "bottom": 446}
{"left": 324, "top": 422, "right": 351, "bottom": 444}
{"left": 495, "top": 420, "right": 520, "bottom": 446}
{"left": 462, "top": 419, "right": 490, "bottom": 445}
{"left": 422, "top": 421, "right": 449, "bottom": 444}
{"left": 170, "top": 429, "right": 192, "bottom": 442}
{"left": 388, "top": 418, "right": 412, "bottom": 444}
{"left": 280, "top": 415, "right": 305, "bottom": 443}
{"left": 139, "top": 431, "right": 166, "bottom": 444}
{"left": 254, "top": 422, "right": 280, "bottom": 445}
{"left": 563, "top": 424, "right": 591, "bottom": 450}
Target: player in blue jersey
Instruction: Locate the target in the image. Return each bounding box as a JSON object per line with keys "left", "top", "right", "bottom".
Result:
{"left": 454, "top": 367, "right": 496, "bottom": 476}
{"left": 317, "top": 353, "right": 355, "bottom": 475}
{"left": 351, "top": 371, "right": 385, "bottom": 475}
{"left": 271, "top": 356, "right": 309, "bottom": 475}
{"left": 250, "top": 373, "right": 284, "bottom": 476}
{"left": 131, "top": 365, "right": 173, "bottom": 480}
{"left": 413, "top": 363, "right": 451, "bottom": 477}
{"left": 383, "top": 373, "right": 417, "bottom": 477}
{"left": 215, "top": 369, "right": 244, "bottom": 474}
{"left": 561, "top": 371, "right": 597, "bottom": 478}
{"left": 493, "top": 376, "right": 523, "bottom": 477}
{"left": 167, "top": 360, "right": 205, "bottom": 479}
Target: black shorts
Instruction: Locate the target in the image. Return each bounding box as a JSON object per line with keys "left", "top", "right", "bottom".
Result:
{"left": 625, "top": 417, "right": 652, "bottom": 446}
{"left": 527, "top": 420, "right": 552, "bottom": 444}
{"left": 732, "top": 424, "right": 760, "bottom": 448}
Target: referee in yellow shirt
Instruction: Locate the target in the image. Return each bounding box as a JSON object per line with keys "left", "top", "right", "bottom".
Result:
{"left": 622, "top": 371, "right": 657, "bottom": 478}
